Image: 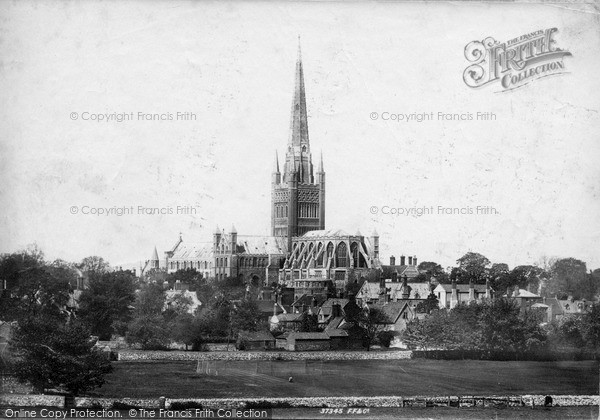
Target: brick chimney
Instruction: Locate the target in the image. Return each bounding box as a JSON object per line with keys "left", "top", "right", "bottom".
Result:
{"left": 408, "top": 256, "right": 413, "bottom": 266}
{"left": 468, "top": 279, "right": 475, "bottom": 302}
{"left": 390, "top": 255, "right": 396, "bottom": 266}
{"left": 391, "top": 271, "right": 398, "bottom": 282}
{"left": 400, "top": 255, "right": 406, "bottom": 266}
{"left": 450, "top": 280, "right": 458, "bottom": 308}
{"left": 413, "top": 256, "right": 418, "bottom": 266}
{"left": 402, "top": 276, "right": 410, "bottom": 299}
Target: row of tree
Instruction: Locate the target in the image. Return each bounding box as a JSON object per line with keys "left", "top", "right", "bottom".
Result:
{"left": 415, "top": 252, "right": 600, "bottom": 301}
{"left": 402, "top": 298, "right": 600, "bottom": 355}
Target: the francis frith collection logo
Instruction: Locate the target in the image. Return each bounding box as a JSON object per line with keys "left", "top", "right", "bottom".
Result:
{"left": 463, "top": 28, "right": 572, "bottom": 91}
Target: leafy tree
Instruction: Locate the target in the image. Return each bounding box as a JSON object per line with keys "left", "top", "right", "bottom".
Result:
{"left": 164, "top": 292, "right": 193, "bottom": 320}
{"left": 416, "top": 293, "right": 440, "bottom": 314}
{"left": 125, "top": 314, "right": 170, "bottom": 350}
{"left": 11, "top": 317, "right": 112, "bottom": 395}
{"left": 0, "top": 264, "right": 74, "bottom": 323}
{"left": 166, "top": 268, "right": 203, "bottom": 290}
{"left": 78, "top": 256, "right": 110, "bottom": 278}
{"left": 416, "top": 261, "right": 449, "bottom": 284}
{"left": 299, "top": 312, "right": 320, "bottom": 332}
{"left": 547, "top": 258, "right": 588, "bottom": 300}
{"left": 134, "top": 283, "right": 166, "bottom": 316}
{"left": 230, "top": 298, "right": 263, "bottom": 333}
{"left": 349, "top": 306, "right": 390, "bottom": 351}
{"left": 78, "top": 271, "right": 136, "bottom": 340}
{"left": 456, "top": 252, "right": 491, "bottom": 284}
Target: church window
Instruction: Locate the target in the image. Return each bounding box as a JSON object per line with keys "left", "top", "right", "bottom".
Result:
{"left": 326, "top": 242, "right": 334, "bottom": 263}
{"left": 224, "top": 258, "right": 228, "bottom": 267}
{"left": 336, "top": 242, "right": 348, "bottom": 267}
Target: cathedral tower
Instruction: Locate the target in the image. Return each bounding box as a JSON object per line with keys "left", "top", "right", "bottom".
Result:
{"left": 272, "top": 39, "right": 325, "bottom": 249}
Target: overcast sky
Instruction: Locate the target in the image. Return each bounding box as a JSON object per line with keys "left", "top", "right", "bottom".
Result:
{"left": 1, "top": 1, "right": 599, "bottom": 270}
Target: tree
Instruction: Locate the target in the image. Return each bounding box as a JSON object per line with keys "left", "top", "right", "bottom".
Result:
{"left": 350, "top": 306, "right": 390, "bottom": 351}
{"left": 547, "top": 258, "right": 588, "bottom": 300}
{"left": 134, "top": 283, "right": 166, "bottom": 316}
{"left": 125, "top": 314, "right": 170, "bottom": 350}
{"left": 230, "top": 298, "right": 263, "bottom": 333}
{"left": 11, "top": 317, "right": 112, "bottom": 395}
{"left": 299, "top": 312, "right": 320, "bottom": 332}
{"left": 416, "top": 293, "right": 440, "bottom": 314}
{"left": 456, "top": 252, "right": 491, "bottom": 284}
{"left": 78, "top": 256, "right": 110, "bottom": 277}
{"left": 78, "top": 271, "right": 136, "bottom": 340}
{"left": 416, "top": 261, "right": 449, "bottom": 284}
{"left": 0, "top": 263, "right": 74, "bottom": 323}
{"left": 166, "top": 268, "right": 203, "bottom": 290}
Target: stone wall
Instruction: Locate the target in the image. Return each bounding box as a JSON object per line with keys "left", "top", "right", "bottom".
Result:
{"left": 2, "top": 394, "right": 599, "bottom": 409}
{"left": 117, "top": 350, "right": 413, "bottom": 361}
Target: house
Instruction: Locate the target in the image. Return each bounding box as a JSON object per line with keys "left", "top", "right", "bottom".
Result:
{"left": 372, "top": 300, "right": 425, "bottom": 334}
{"left": 503, "top": 286, "right": 543, "bottom": 312}
{"left": 236, "top": 331, "right": 275, "bottom": 351}
{"left": 559, "top": 297, "right": 593, "bottom": 316}
{"left": 531, "top": 297, "right": 564, "bottom": 323}
{"left": 434, "top": 280, "right": 492, "bottom": 309}
{"left": 357, "top": 276, "right": 430, "bottom": 305}
{"left": 317, "top": 299, "right": 349, "bottom": 324}
{"left": 275, "top": 312, "right": 305, "bottom": 332}
{"left": 291, "top": 294, "right": 326, "bottom": 314}
{"left": 284, "top": 332, "right": 331, "bottom": 351}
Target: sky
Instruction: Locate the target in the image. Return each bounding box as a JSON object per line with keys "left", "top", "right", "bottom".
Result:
{"left": 1, "top": 1, "right": 599, "bottom": 271}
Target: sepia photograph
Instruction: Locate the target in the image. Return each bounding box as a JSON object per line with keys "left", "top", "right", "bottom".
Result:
{"left": 1, "top": 1, "right": 599, "bottom": 419}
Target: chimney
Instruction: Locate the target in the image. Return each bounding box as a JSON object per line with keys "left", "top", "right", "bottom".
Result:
{"left": 413, "top": 256, "right": 418, "bottom": 266}
{"left": 391, "top": 271, "right": 398, "bottom": 283}
{"left": 450, "top": 280, "right": 458, "bottom": 308}
{"left": 332, "top": 303, "right": 341, "bottom": 318}
{"left": 390, "top": 256, "right": 396, "bottom": 266}
{"left": 400, "top": 255, "right": 406, "bottom": 266}
{"left": 311, "top": 296, "right": 317, "bottom": 309}
{"left": 468, "top": 279, "right": 475, "bottom": 302}
{"left": 402, "top": 276, "right": 410, "bottom": 299}
{"left": 408, "top": 256, "right": 413, "bottom": 266}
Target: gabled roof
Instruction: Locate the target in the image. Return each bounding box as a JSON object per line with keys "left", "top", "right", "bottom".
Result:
{"left": 238, "top": 331, "right": 275, "bottom": 341}
{"left": 371, "top": 301, "right": 411, "bottom": 324}
{"left": 170, "top": 242, "right": 213, "bottom": 261}
{"left": 324, "top": 316, "right": 345, "bottom": 330}
{"left": 287, "top": 332, "right": 330, "bottom": 340}
{"left": 292, "top": 294, "right": 326, "bottom": 308}
{"left": 256, "top": 300, "right": 285, "bottom": 315}
{"left": 277, "top": 313, "right": 303, "bottom": 322}
{"left": 357, "top": 281, "right": 430, "bottom": 301}
{"left": 236, "top": 235, "right": 288, "bottom": 255}
{"left": 325, "top": 329, "right": 348, "bottom": 337}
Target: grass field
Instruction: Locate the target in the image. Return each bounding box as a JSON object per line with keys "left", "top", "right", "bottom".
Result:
{"left": 92, "top": 359, "right": 599, "bottom": 399}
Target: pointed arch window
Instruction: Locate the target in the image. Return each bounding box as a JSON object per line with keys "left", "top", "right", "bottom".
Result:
{"left": 336, "top": 242, "right": 348, "bottom": 268}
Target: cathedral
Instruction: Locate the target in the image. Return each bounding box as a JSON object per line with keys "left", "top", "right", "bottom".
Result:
{"left": 144, "top": 41, "right": 410, "bottom": 297}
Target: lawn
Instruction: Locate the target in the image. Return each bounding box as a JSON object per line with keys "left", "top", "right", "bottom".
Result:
{"left": 92, "top": 359, "right": 599, "bottom": 399}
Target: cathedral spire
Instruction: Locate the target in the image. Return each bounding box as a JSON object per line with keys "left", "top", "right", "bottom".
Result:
{"left": 318, "top": 150, "right": 324, "bottom": 172}
{"left": 288, "top": 36, "right": 309, "bottom": 148}
{"left": 274, "top": 151, "right": 280, "bottom": 173}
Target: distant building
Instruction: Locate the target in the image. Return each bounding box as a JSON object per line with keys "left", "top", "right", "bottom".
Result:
{"left": 434, "top": 280, "right": 493, "bottom": 309}
{"left": 163, "top": 227, "right": 287, "bottom": 286}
